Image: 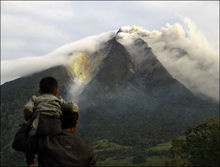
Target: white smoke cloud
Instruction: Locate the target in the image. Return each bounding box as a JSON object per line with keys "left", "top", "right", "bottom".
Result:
{"left": 117, "top": 18, "right": 219, "bottom": 101}
{"left": 66, "top": 78, "right": 86, "bottom": 102}
{"left": 1, "top": 55, "right": 67, "bottom": 84}
{"left": 1, "top": 31, "right": 115, "bottom": 84}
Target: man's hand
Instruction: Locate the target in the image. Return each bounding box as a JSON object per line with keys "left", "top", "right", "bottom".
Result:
{"left": 27, "top": 163, "right": 35, "bottom": 167}
{"left": 26, "top": 117, "right": 33, "bottom": 126}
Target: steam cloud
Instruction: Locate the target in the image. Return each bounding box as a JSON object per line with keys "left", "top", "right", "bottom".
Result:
{"left": 1, "top": 19, "right": 219, "bottom": 101}
{"left": 117, "top": 18, "right": 219, "bottom": 101}
{"left": 1, "top": 32, "right": 115, "bottom": 84}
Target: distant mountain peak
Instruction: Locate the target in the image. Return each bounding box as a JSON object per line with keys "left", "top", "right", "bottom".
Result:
{"left": 117, "top": 26, "right": 145, "bottom": 34}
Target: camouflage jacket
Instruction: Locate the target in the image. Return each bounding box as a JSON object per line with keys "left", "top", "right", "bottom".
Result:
{"left": 23, "top": 94, "right": 79, "bottom": 136}
{"left": 23, "top": 94, "right": 78, "bottom": 120}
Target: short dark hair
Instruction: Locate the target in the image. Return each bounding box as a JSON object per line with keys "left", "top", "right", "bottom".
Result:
{"left": 61, "top": 109, "right": 79, "bottom": 129}
{"left": 39, "top": 77, "right": 58, "bottom": 94}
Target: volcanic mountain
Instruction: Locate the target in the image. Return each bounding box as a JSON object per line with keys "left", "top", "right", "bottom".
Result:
{"left": 78, "top": 37, "right": 218, "bottom": 144}
{"left": 1, "top": 30, "right": 218, "bottom": 166}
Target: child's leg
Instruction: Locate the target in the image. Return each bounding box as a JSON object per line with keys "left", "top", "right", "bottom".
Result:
{"left": 26, "top": 151, "right": 35, "bottom": 166}
{"left": 29, "top": 113, "right": 40, "bottom": 137}
{"left": 26, "top": 114, "right": 38, "bottom": 167}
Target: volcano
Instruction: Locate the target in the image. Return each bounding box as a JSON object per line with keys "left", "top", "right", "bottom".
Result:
{"left": 1, "top": 29, "right": 219, "bottom": 166}
{"left": 77, "top": 36, "right": 218, "bottom": 144}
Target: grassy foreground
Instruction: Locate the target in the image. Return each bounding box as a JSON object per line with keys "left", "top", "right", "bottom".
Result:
{"left": 93, "top": 139, "right": 172, "bottom": 166}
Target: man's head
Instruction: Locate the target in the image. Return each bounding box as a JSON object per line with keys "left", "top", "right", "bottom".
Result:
{"left": 39, "top": 77, "right": 58, "bottom": 95}
{"left": 61, "top": 106, "right": 79, "bottom": 130}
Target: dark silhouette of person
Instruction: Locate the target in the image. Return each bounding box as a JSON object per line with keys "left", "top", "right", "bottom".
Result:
{"left": 12, "top": 102, "right": 96, "bottom": 167}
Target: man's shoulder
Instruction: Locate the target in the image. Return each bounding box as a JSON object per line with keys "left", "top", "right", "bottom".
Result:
{"left": 54, "top": 132, "right": 94, "bottom": 154}
{"left": 38, "top": 132, "right": 96, "bottom": 166}
{"left": 73, "top": 134, "right": 92, "bottom": 149}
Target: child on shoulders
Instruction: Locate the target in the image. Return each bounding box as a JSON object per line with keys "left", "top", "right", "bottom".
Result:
{"left": 23, "top": 76, "right": 78, "bottom": 167}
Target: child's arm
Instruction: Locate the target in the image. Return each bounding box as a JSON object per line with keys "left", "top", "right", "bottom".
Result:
{"left": 58, "top": 97, "right": 79, "bottom": 114}
{"left": 58, "top": 96, "right": 79, "bottom": 113}
{"left": 23, "top": 96, "right": 37, "bottom": 121}
{"left": 67, "top": 102, "right": 79, "bottom": 113}
{"left": 63, "top": 102, "right": 79, "bottom": 113}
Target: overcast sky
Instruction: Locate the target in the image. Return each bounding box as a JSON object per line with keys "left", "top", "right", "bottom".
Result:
{"left": 1, "top": 1, "right": 219, "bottom": 60}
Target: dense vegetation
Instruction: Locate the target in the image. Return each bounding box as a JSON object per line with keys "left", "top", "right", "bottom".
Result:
{"left": 167, "top": 117, "right": 219, "bottom": 167}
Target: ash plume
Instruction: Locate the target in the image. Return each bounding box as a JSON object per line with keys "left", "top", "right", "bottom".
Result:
{"left": 117, "top": 18, "right": 219, "bottom": 102}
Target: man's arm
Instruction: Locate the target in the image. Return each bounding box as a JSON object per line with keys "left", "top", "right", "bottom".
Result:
{"left": 89, "top": 154, "right": 96, "bottom": 167}
{"left": 88, "top": 149, "right": 96, "bottom": 167}
{"left": 12, "top": 124, "right": 45, "bottom": 153}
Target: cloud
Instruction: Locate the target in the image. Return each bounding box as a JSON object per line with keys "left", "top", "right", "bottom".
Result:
{"left": 2, "top": 14, "right": 68, "bottom": 40}
{"left": 1, "top": 1, "right": 75, "bottom": 60}
{"left": 137, "top": 1, "right": 219, "bottom": 52}
{"left": 1, "top": 56, "right": 67, "bottom": 84}
{"left": 1, "top": 39, "right": 27, "bottom": 51}
{"left": 117, "top": 19, "right": 219, "bottom": 101}
{"left": 1, "top": 1, "right": 218, "bottom": 62}
{"left": 1, "top": 31, "right": 114, "bottom": 84}
{"left": 1, "top": 13, "right": 70, "bottom": 60}
{"left": 1, "top": 1, "right": 74, "bottom": 21}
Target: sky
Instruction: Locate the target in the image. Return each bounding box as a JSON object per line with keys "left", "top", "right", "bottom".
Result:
{"left": 1, "top": 1, "right": 219, "bottom": 61}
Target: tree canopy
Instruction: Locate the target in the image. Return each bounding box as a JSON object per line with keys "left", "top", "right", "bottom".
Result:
{"left": 168, "top": 117, "right": 219, "bottom": 167}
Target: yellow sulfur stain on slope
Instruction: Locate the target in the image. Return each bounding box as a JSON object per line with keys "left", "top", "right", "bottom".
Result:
{"left": 69, "top": 51, "right": 106, "bottom": 83}
{"left": 72, "top": 52, "right": 90, "bottom": 81}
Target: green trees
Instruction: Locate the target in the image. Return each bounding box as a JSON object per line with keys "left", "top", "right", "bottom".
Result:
{"left": 168, "top": 117, "right": 219, "bottom": 167}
